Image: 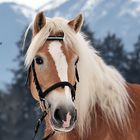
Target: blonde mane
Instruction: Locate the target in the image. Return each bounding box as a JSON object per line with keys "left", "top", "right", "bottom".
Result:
{"left": 25, "top": 17, "right": 130, "bottom": 138}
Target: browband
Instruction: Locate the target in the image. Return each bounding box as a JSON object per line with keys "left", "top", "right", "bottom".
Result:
{"left": 47, "top": 36, "right": 64, "bottom": 41}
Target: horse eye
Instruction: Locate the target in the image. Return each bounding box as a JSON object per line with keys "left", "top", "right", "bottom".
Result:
{"left": 35, "top": 56, "right": 43, "bottom": 65}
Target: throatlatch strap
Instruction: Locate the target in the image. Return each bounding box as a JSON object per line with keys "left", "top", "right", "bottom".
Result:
{"left": 75, "top": 67, "right": 79, "bottom": 82}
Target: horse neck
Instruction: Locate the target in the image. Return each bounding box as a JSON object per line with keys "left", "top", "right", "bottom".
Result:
{"left": 87, "top": 104, "right": 110, "bottom": 136}
{"left": 77, "top": 104, "right": 116, "bottom": 140}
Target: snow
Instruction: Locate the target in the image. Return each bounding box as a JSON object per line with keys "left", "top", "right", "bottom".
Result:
{"left": 0, "top": 0, "right": 48, "bottom": 9}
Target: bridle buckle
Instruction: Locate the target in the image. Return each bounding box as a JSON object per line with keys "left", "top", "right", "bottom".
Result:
{"left": 40, "top": 98, "right": 50, "bottom": 111}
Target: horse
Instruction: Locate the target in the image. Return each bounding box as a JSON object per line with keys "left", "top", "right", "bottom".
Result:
{"left": 24, "top": 12, "right": 140, "bottom": 140}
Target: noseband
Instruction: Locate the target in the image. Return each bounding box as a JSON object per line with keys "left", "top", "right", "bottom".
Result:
{"left": 32, "top": 61, "right": 76, "bottom": 103}
{"left": 26, "top": 36, "right": 79, "bottom": 140}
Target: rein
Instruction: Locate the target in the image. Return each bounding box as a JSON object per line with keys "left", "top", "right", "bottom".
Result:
{"left": 26, "top": 36, "right": 79, "bottom": 140}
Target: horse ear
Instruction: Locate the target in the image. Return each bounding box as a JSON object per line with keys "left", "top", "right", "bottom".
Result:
{"left": 68, "top": 14, "right": 84, "bottom": 33}
{"left": 33, "top": 11, "right": 46, "bottom": 35}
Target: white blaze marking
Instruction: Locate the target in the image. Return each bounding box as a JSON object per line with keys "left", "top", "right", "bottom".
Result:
{"left": 48, "top": 41, "right": 71, "bottom": 100}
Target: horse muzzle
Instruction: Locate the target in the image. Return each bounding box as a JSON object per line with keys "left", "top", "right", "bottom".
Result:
{"left": 51, "top": 105, "right": 77, "bottom": 132}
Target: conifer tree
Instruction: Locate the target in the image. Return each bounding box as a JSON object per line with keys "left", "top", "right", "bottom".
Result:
{"left": 97, "top": 33, "right": 128, "bottom": 77}
{"left": 127, "top": 35, "right": 140, "bottom": 83}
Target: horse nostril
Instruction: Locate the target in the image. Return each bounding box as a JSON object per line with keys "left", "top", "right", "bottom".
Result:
{"left": 53, "top": 107, "right": 77, "bottom": 128}
{"left": 54, "top": 108, "right": 67, "bottom": 123}
{"left": 54, "top": 108, "right": 61, "bottom": 123}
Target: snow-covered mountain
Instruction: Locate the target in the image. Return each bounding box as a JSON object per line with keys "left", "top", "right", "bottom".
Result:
{"left": 0, "top": 0, "right": 140, "bottom": 90}
{"left": 42, "top": 0, "right": 140, "bottom": 50}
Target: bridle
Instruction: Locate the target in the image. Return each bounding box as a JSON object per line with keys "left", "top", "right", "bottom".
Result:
{"left": 31, "top": 60, "right": 77, "bottom": 102}
{"left": 25, "top": 36, "right": 79, "bottom": 140}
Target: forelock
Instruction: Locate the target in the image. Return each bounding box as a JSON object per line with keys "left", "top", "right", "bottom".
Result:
{"left": 24, "top": 17, "right": 75, "bottom": 69}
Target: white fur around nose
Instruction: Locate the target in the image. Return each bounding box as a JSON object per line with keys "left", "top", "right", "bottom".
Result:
{"left": 48, "top": 41, "right": 72, "bottom": 101}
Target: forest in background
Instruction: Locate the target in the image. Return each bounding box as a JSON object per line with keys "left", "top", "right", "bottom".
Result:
{"left": 0, "top": 23, "right": 140, "bottom": 140}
